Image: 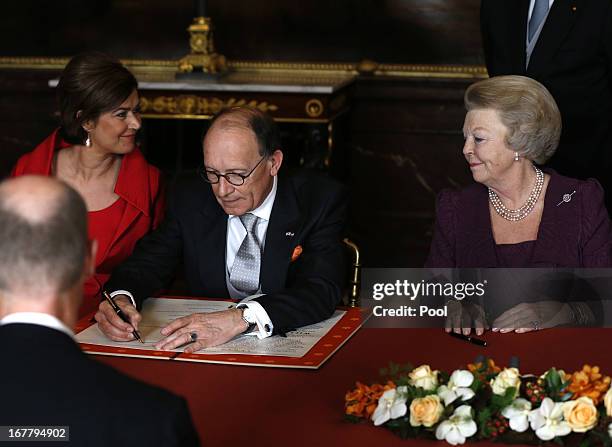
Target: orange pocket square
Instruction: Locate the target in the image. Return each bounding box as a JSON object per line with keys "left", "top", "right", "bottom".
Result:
{"left": 291, "top": 245, "right": 303, "bottom": 262}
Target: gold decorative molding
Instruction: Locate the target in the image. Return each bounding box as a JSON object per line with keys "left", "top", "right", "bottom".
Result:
{"left": 0, "top": 56, "right": 487, "bottom": 79}
{"left": 305, "top": 99, "right": 324, "bottom": 118}
{"left": 375, "top": 63, "right": 488, "bottom": 79}
{"left": 141, "top": 114, "right": 330, "bottom": 124}
{"left": 140, "top": 95, "right": 278, "bottom": 115}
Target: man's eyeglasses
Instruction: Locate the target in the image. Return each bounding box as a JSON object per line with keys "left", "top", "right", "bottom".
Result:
{"left": 199, "top": 156, "right": 266, "bottom": 186}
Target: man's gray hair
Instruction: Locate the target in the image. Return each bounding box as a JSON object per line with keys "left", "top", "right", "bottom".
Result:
{"left": 0, "top": 179, "right": 88, "bottom": 295}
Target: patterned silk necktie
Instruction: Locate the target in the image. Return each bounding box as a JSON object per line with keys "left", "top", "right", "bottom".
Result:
{"left": 229, "top": 213, "right": 262, "bottom": 294}
{"left": 528, "top": 0, "right": 549, "bottom": 42}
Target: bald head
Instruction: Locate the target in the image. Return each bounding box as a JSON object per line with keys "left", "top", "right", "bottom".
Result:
{"left": 0, "top": 176, "right": 88, "bottom": 297}
{"left": 0, "top": 176, "right": 67, "bottom": 224}
{"left": 206, "top": 107, "right": 281, "bottom": 157}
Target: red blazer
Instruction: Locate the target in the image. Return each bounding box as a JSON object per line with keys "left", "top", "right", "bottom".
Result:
{"left": 12, "top": 129, "right": 165, "bottom": 317}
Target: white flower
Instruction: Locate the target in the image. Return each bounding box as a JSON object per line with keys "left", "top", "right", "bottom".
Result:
{"left": 604, "top": 387, "right": 612, "bottom": 417}
{"left": 409, "top": 364, "right": 439, "bottom": 391}
{"left": 437, "top": 370, "right": 475, "bottom": 406}
{"left": 501, "top": 398, "right": 532, "bottom": 432}
{"left": 435, "top": 405, "right": 478, "bottom": 445}
{"left": 372, "top": 386, "right": 408, "bottom": 426}
{"left": 528, "top": 397, "right": 571, "bottom": 441}
{"left": 491, "top": 368, "right": 521, "bottom": 398}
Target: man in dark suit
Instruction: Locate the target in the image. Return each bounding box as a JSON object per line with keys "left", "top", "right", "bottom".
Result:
{"left": 480, "top": 0, "right": 612, "bottom": 206}
{"left": 96, "top": 107, "right": 348, "bottom": 352}
{"left": 0, "top": 176, "right": 199, "bottom": 447}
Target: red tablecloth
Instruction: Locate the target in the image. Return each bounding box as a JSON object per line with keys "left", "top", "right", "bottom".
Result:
{"left": 97, "top": 328, "right": 612, "bottom": 446}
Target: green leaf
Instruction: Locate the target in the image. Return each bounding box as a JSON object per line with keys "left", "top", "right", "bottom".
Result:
{"left": 490, "top": 387, "right": 516, "bottom": 410}
{"left": 344, "top": 414, "right": 363, "bottom": 424}
{"left": 546, "top": 368, "right": 562, "bottom": 392}
{"left": 476, "top": 408, "right": 492, "bottom": 437}
{"left": 552, "top": 435, "right": 565, "bottom": 446}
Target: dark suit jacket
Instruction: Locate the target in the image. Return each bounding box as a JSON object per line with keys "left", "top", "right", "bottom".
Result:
{"left": 105, "top": 171, "right": 348, "bottom": 334}
{"left": 0, "top": 323, "right": 199, "bottom": 447}
{"left": 480, "top": 0, "right": 612, "bottom": 180}
{"left": 425, "top": 170, "right": 612, "bottom": 267}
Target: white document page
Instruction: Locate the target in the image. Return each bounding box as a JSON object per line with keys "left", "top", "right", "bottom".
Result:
{"left": 76, "top": 297, "right": 345, "bottom": 358}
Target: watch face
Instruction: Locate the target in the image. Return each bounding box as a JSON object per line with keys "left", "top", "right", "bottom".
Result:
{"left": 242, "top": 307, "right": 257, "bottom": 324}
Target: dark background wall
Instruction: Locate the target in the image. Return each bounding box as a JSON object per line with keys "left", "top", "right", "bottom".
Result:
{"left": 1, "top": 0, "right": 483, "bottom": 64}
{"left": 0, "top": 0, "right": 484, "bottom": 268}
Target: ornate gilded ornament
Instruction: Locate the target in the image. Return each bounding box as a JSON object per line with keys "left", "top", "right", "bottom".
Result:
{"left": 305, "top": 99, "right": 324, "bottom": 118}
{"left": 178, "top": 17, "right": 227, "bottom": 74}
{"left": 140, "top": 95, "right": 278, "bottom": 116}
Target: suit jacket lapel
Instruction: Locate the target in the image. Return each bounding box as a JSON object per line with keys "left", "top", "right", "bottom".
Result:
{"left": 508, "top": 0, "right": 531, "bottom": 72}
{"left": 528, "top": 0, "right": 580, "bottom": 75}
{"left": 197, "top": 187, "right": 229, "bottom": 297}
{"left": 260, "top": 176, "right": 301, "bottom": 293}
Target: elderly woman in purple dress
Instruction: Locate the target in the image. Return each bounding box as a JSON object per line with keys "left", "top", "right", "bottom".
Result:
{"left": 426, "top": 75, "right": 612, "bottom": 334}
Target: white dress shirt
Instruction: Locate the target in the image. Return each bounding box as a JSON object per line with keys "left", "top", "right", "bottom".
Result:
{"left": 0, "top": 312, "right": 74, "bottom": 338}
{"left": 115, "top": 176, "right": 278, "bottom": 340}
{"left": 226, "top": 175, "right": 277, "bottom": 339}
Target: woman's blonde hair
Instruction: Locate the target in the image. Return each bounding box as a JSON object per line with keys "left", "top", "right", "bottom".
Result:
{"left": 464, "top": 75, "right": 561, "bottom": 164}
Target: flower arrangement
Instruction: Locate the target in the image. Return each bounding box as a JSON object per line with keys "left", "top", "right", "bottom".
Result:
{"left": 345, "top": 359, "right": 612, "bottom": 445}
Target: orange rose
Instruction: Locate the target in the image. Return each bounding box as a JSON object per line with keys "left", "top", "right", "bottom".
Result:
{"left": 409, "top": 395, "right": 444, "bottom": 427}
{"left": 563, "top": 397, "right": 598, "bottom": 432}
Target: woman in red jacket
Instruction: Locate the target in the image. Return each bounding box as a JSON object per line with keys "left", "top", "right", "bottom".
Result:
{"left": 12, "top": 52, "right": 165, "bottom": 318}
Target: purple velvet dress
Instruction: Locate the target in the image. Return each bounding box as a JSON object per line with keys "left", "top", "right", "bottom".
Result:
{"left": 425, "top": 170, "right": 612, "bottom": 268}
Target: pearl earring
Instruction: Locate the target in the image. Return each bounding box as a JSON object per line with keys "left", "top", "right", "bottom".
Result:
{"left": 85, "top": 133, "right": 91, "bottom": 147}
{"left": 514, "top": 152, "right": 519, "bottom": 161}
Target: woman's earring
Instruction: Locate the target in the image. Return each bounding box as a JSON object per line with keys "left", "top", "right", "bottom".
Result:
{"left": 85, "top": 133, "right": 91, "bottom": 147}
{"left": 514, "top": 151, "right": 519, "bottom": 161}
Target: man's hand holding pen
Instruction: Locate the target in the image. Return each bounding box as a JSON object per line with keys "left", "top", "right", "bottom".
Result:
{"left": 95, "top": 294, "right": 142, "bottom": 342}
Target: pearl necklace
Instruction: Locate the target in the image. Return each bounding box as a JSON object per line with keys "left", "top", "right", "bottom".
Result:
{"left": 488, "top": 166, "right": 544, "bottom": 221}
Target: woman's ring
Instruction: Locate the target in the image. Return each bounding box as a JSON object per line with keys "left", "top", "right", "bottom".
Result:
{"left": 189, "top": 332, "right": 198, "bottom": 342}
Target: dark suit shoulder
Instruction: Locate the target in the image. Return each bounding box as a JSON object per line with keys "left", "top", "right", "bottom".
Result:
{"left": 283, "top": 170, "right": 348, "bottom": 203}
{"left": 168, "top": 171, "right": 211, "bottom": 206}
{"left": 0, "top": 324, "right": 199, "bottom": 447}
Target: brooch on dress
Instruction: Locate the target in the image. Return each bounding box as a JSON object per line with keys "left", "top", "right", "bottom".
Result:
{"left": 556, "top": 190, "right": 576, "bottom": 206}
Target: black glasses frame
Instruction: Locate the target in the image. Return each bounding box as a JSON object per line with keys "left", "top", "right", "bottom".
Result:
{"left": 199, "top": 156, "right": 266, "bottom": 186}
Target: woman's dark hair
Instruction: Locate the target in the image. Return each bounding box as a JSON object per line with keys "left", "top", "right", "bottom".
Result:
{"left": 57, "top": 52, "right": 138, "bottom": 145}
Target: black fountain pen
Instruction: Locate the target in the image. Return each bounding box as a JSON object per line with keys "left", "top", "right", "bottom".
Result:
{"left": 449, "top": 331, "right": 487, "bottom": 347}
{"left": 102, "top": 291, "right": 144, "bottom": 343}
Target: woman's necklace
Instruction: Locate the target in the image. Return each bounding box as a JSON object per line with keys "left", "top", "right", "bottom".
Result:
{"left": 488, "top": 165, "right": 544, "bottom": 221}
